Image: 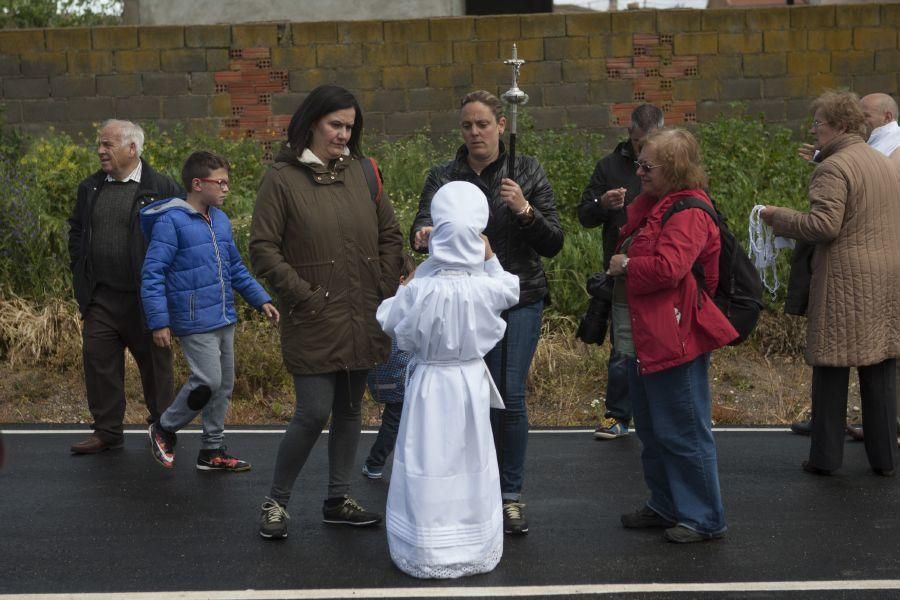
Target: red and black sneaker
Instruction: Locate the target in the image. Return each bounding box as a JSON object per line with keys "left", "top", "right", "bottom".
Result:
{"left": 196, "top": 447, "right": 250, "bottom": 472}
{"left": 148, "top": 422, "right": 176, "bottom": 468}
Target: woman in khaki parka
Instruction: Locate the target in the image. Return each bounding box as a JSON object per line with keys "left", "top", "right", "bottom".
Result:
{"left": 249, "top": 85, "right": 404, "bottom": 539}
{"left": 761, "top": 91, "right": 900, "bottom": 477}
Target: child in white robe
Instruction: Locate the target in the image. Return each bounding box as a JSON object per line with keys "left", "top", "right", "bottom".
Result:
{"left": 376, "top": 180, "right": 520, "bottom": 579}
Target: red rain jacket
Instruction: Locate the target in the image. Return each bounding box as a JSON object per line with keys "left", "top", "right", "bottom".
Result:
{"left": 617, "top": 188, "right": 738, "bottom": 374}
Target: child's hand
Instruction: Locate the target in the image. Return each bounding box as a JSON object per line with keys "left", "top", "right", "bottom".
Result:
{"left": 481, "top": 234, "right": 494, "bottom": 260}
{"left": 152, "top": 327, "right": 172, "bottom": 348}
{"left": 262, "top": 302, "right": 280, "bottom": 324}
{"left": 413, "top": 226, "right": 433, "bottom": 251}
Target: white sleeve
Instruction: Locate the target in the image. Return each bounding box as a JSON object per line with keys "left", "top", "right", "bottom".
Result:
{"left": 483, "top": 256, "right": 520, "bottom": 310}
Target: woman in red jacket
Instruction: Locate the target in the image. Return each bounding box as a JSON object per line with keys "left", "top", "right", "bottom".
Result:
{"left": 606, "top": 129, "right": 737, "bottom": 543}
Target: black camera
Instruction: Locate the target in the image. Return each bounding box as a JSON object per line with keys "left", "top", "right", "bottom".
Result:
{"left": 576, "top": 272, "right": 614, "bottom": 346}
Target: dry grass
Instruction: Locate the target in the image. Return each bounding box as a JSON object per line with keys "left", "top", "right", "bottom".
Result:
{"left": 0, "top": 296, "right": 856, "bottom": 427}
{"left": 0, "top": 295, "right": 82, "bottom": 368}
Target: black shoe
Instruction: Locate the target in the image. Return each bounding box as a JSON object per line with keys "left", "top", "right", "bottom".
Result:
{"left": 148, "top": 423, "right": 176, "bottom": 468}
{"left": 196, "top": 447, "right": 250, "bottom": 472}
{"left": 802, "top": 460, "right": 833, "bottom": 476}
{"left": 259, "top": 498, "right": 290, "bottom": 539}
{"left": 664, "top": 524, "right": 724, "bottom": 543}
{"left": 621, "top": 506, "right": 676, "bottom": 529}
{"left": 790, "top": 420, "right": 812, "bottom": 436}
{"left": 845, "top": 424, "right": 864, "bottom": 441}
{"left": 873, "top": 467, "right": 895, "bottom": 477}
{"left": 503, "top": 500, "right": 529, "bottom": 535}
{"left": 322, "top": 496, "right": 382, "bottom": 526}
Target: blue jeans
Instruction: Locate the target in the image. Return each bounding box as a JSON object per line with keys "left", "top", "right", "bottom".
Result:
{"left": 365, "top": 401, "right": 403, "bottom": 469}
{"left": 628, "top": 354, "right": 726, "bottom": 536}
{"left": 603, "top": 342, "right": 631, "bottom": 423}
{"left": 487, "top": 299, "right": 543, "bottom": 501}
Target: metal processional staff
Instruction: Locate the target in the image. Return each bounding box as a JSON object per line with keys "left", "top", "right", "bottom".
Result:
{"left": 502, "top": 44, "right": 529, "bottom": 181}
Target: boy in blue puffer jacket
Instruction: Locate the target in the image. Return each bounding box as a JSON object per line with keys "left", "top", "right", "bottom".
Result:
{"left": 141, "top": 151, "right": 280, "bottom": 471}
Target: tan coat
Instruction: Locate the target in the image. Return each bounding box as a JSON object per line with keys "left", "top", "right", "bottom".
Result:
{"left": 249, "top": 146, "right": 403, "bottom": 375}
{"left": 771, "top": 133, "right": 900, "bottom": 367}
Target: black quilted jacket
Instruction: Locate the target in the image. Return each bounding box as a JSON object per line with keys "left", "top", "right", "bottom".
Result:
{"left": 410, "top": 143, "right": 564, "bottom": 308}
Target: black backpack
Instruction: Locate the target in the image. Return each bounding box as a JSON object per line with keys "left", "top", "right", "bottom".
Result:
{"left": 661, "top": 197, "right": 764, "bottom": 345}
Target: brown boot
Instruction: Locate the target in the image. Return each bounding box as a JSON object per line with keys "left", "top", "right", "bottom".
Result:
{"left": 70, "top": 434, "right": 124, "bottom": 454}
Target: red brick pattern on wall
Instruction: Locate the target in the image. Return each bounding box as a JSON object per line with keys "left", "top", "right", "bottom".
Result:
{"left": 609, "top": 33, "right": 697, "bottom": 127}
{"left": 215, "top": 47, "right": 290, "bottom": 160}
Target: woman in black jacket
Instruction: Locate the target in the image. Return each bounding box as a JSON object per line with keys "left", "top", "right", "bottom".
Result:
{"left": 410, "top": 90, "right": 563, "bottom": 536}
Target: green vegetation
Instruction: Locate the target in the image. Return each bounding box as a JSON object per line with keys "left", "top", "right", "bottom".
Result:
{"left": 0, "top": 108, "right": 812, "bottom": 314}
{"left": 0, "top": 108, "right": 815, "bottom": 425}
{"left": 0, "top": 0, "right": 121, "bottom": 28}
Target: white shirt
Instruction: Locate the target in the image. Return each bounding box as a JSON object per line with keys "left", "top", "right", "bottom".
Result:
{"left": 867, "top": 121, "right": 900, "bottom": 157}
{"left": 106, "top": 160, "right": 142, "bottom": 183}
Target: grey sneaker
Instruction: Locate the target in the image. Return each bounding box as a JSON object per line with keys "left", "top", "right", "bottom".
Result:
{"left": 361, "top": 464, "right": 383, "bottom": 479}
{"left": 621, "top": 506, "right": 676, "bottom": 529}
{"left": 259, "top": 498, "right": 289, "bottom": 539}
{"left": 322, "top": 496, "right": 382, "bottom": 526}
{"left": 503, "top": 500, "right": 529, "bottom": 535}
{"left": 594, "top": 420, "right": 629, "bottom": 440}
{"left": 664, "top": 524, "right": 724, "bottom": 543}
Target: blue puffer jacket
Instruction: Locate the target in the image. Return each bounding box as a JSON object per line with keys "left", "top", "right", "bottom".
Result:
{"left": 140, "top": 198, "right": 271, "bottom": 337}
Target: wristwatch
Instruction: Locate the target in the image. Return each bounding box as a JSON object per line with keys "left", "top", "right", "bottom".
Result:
{"left": 517, "top": 202, "right": 535, "bottom": 221}
{"left": 621, "top": 257, "right": 630, "bottom": 273}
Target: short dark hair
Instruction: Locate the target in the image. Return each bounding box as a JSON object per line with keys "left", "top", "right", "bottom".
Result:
{"left": 401, "top": 253, "right": 417, "bottom": 279}
{"left": 286, "top": 85, "right": 364, "bottom": 158}
{"left": 631, "top": 104, "right": 664, "bottom": 132}
{"left": 181, "top": 151, "right": 229, "bottom": 191}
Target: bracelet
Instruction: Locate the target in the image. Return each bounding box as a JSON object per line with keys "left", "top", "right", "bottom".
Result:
{"left": 516, "top": 203, "right": 534, "bottom": 219}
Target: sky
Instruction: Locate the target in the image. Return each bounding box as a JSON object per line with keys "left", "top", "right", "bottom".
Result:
{"left": 555, "top": 0, "right": 708, "bottom": 9}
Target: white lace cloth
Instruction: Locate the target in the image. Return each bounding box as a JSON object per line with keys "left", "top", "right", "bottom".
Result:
{"left": 390, "top": 531, "right": 503, "bottom": 579}
{"left": 748, "top": 204, "right": 794, "bottom": 299}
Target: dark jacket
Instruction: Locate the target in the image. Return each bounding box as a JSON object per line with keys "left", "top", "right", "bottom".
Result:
{"left": 577, "top": 139, "right": 641, "bottom": 269}
{"left": 67, "top": 159, "right": 184, "bottom": 318}
{"left": 410, "top": 143, "right": 563, "bottom": 308}
{"left": 249, "top": 146, "right": 404, "bottom": 375}
{"left": 140, "top": 198, "right": 272, "bottom": 337}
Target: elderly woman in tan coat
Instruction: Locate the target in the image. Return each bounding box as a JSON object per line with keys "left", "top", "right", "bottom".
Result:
{"left": 761, "top": 91, "right": 900, "bottom": 477}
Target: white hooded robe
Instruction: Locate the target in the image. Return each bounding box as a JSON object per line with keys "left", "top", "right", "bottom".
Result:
{"left": 377, "top": 181, "right": 520, "bottom": 579}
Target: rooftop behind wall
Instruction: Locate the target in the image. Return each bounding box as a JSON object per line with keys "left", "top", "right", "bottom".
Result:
{"left": 1, "top": 6, "right": 899, "bottom": 154}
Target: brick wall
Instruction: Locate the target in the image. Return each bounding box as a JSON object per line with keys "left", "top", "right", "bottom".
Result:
{"left": 2, "top": 6, "right": 900, "bottom": 154}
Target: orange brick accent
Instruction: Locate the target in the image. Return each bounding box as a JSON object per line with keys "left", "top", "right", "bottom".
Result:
{"left": 214, "top": 47, "right": 290, "bottom": 156}
{"left": 609, "top": 34, "right": 697, "bottom": 126}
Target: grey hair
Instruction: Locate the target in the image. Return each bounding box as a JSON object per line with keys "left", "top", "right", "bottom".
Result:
{"left": 101, "top": 119, "right": 145, "bottom": 156}
{"left": 630, "top": 104, "right": 664, "bottom": 132}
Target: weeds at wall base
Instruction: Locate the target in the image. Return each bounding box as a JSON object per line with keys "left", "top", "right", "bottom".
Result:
{"left": 0, "top": 296, "right": 829, "bottom": 427}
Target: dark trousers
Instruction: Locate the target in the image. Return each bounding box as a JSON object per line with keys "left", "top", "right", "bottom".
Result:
{"left": 809, "top": 359, "right": 897, "bottom": 472}
{"left": 365, "top": 401, "right": 403, "bottom": 469}
{"left": 269, "top": 370, "right": 368, "bottom": 506}
{"left": 82, "top": 286, "right": 174, "bottom": 444}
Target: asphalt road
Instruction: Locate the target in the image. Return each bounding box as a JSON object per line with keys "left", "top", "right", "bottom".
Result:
{"left": 0, "top": 427, "right": 898, "bottom": 599}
